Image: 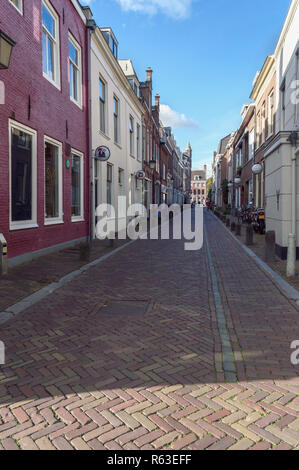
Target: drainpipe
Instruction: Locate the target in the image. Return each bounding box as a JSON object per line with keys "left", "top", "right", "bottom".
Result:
{"left": 86, "top": 21, "right": 96, "bottom": 242}
{"left": 286, "top": 131, "right": 299, "bottom": 277}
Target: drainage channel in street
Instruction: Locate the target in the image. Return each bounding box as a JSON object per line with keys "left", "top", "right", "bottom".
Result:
{"left": 204, "top": 222, "right": 238, "bottom": 382}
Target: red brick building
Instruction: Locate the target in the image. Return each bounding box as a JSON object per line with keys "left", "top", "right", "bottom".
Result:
{"left": 140, "top": 68, "right": 162, "bottom": 207}
{"left": 0, "top": 0, "right": 89, "bottom": 266}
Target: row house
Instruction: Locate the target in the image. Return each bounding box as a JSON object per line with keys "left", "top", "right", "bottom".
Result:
{"left": 0, "top": 1, "right": 192, "bottom": 268}
{"left": 264, "top": 0, "right": 299, "bottom": 259}
{"left": 249, "top": 55, "right": 276, "bottom": 210}
{"left": 212, "top": 134, "right": 231, "bottom": 208}
{"left": 86, "top": 9, "right": 144, "bottom": 238}
{"left": 191, "top": 168, "right": 207, "bottom": 205}
{"left": 0, "top": 0, "right": 89, "bottom": 267}
{"left": 232, "top": 103, "right": 255, "bottom": 210}
{"left": 212, "top": 0, "right": 299, "bottom": 261}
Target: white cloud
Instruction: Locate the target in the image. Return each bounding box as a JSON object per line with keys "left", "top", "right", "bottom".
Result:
{"left": 81, "top": 0, "right": 192, "bottom": 19}
{"left": 160, "top": 104, "right": 199, "bottom": 129}
{"left": 115, "top": 0, "right": 192, "bottom": 19}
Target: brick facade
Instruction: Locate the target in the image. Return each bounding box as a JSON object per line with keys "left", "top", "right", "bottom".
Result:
{"left": 0, "top": 0, "right": 89, "bottom": 262}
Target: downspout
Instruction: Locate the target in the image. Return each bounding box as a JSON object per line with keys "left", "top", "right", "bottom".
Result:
{"left": 86, "top": 22, "right": 95, "bottom": 242}
{"left": 287, "top": 131, "right": 299, "bottom": 277}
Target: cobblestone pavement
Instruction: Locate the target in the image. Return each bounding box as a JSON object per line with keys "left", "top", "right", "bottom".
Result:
{"left": 0, "top": 211, "right": 298, "bottom": 450}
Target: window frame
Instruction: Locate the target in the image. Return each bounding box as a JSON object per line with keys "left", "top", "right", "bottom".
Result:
{"left": 268, "top": 91, "right": 274, "bottom": 137}
{"left": 71, "top": 149, "right": 84, "bottom": 222}
{"left": 68, "top": 32, "right": 82, "bottom": 109}
{"left": 9, "top": 0, "right": 23, "bottom": 14}
{"left": 99, "top": 76, "right": 107, "bottom": 135}
{"left": 42, "top": 0, "right": 61, "bottom": 90}
{"left": 129, "top": 116, "right": 134, "bottom": 156}
{"left": 113, "top": 95, "right": 120, "bottom": 144}
{"left": 136, "top": 123, "right": 141, "bottom": 161}
{"left": 44, "top": 135, "right": 63, "bottom": 226}
{"left": 9, "top": 120, "right": 37, "bottom": 231}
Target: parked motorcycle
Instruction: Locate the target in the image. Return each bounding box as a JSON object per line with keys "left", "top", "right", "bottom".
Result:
{"left": 252, "top": 208, "right": 266, "bottom": 235}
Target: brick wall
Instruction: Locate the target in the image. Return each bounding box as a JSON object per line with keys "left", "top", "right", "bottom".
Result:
{"left": 0, "top": 0, "right": 89, "bottom": 260}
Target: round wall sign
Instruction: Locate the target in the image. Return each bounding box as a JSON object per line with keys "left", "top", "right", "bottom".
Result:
{"left": 95, "top": 146, "right": 111, "bottom": 162}
{"left": 66, "top": 159, "right": 71, "bottom": 169}
{"left": 136, "top": 170, "right": 145, "bottom": 180}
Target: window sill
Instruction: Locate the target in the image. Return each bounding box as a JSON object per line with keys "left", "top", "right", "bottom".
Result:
{"left": 44, "top": 219, "right": 64, "bottom": 226}
{"left": 9, "top": 1, "right": 23, "bottom": 15}
{"left": 99, "top": 130, "right": 110, "bottom": 141}
{"left": 70, "top": 97, "right": 83, "bottom": 110}
{"left": 43, "top": 73, "right": 61, "bottom": 91}
{"left": 10, "top": 223, "right": 39, "bottom": 232}
{"left": 130, "top": 154, "right": 135, "bottom": 159}
{"left": 114, "top": 142, "right": 122, "bottom": 149}
{"left": 72, "top": 217, "right": 85, "bottom": 223}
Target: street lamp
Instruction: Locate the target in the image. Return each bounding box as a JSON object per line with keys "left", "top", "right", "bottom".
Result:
{"left": 0, "top": 30, "right": 16, "bottom": 69}
{"left": 149, "top": 159, "right": 156, "bottom": 170}
{"left": 252, "top": 163, "right": 263, "bottom": 175}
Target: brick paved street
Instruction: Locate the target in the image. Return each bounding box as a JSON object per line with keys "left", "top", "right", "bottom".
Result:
{"left": 0, "top": 211, "right": 298, "bottom": 451}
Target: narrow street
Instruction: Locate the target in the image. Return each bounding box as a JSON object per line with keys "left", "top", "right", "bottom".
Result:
{"left": 0, "top": 212, "right": 298, "bottom": 451}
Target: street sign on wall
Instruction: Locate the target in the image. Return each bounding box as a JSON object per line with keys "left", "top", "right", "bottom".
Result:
{"left": 95, "top": 146, "right": 111, "bottom": 162}
{"left": 136, "top": 170, "right": 146, "bottom": 180}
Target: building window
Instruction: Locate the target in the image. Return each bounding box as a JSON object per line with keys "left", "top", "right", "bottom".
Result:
{"left": 72, "top": 150, "right": 84, "bottom": 221}
{"left": 248, "top": 129, "right": 255, "bottom": 160}
{"left": 137, "top": 124, "right": 141, "bottom": 161}
{"left": 42, "top": 0, "right": 60, "bottom": 88}
{"left": 44, "top": 137, "right": 62, "bottom": 224}
{"left": 261, "top": 102, "right": 266, "bottom": 143}
{"left": 142, "top": 125, "right": 145, "bottom": 162}
{"left": 268, "top": 91, "right": 274, "bottom": 136}
{"left": 129, "top": 116, "right": 134, "bottom": 155}
{"left": 10, "top": 121, "right": 37, "bottom": 229}
{"left": 99, "top": 78, "right": 106, "bottom": 134}
{"left": 9, "top": 0, "right": 23, "bottom": 14}
{"left": 69, "top": 34, "right": 82, "bottom": 107}
{"left": 256, "top": 112, "right": 261, "bottom": 147}
{"left": 113, "top": 96, "right": 119, "bottom": 144}
{"left": 107, "top": 164, "right": 113, "bottom": 215}
{"left": 146, "top": 130, "right": 150, "bottom": 163}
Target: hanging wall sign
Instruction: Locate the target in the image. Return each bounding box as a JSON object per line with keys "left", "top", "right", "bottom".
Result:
{"left": 136, "top": 170, "right": 146, "bottom": 180}
{"left": 95, "top": 146, "right": 111, "bottom": 162}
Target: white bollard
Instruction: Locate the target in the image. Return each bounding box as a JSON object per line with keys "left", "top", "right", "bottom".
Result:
{"left": 286, "top": 233, "right": 296, "bottom": 277}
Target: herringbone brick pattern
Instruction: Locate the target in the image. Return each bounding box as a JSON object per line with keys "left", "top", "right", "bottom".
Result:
{"left": 0, "top": 213, "right": 298, "bottom": 450}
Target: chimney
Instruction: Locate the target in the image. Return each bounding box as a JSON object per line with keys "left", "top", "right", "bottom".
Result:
{"left": 155, "top": 94, "right": 160, "bottom": 108}
{"left": 146, "top": 67, "right": 153, "bottom": 83}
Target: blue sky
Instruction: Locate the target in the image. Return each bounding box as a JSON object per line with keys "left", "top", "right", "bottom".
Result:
{"left": 82, "top": 0, "right": 291, "bottom": 174}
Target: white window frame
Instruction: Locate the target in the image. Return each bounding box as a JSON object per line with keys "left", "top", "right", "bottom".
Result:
{"left": 9, "top": 120, "right": 37, "bottom": 231}
{"left": 99, "top": 76, "right": 107, "bottom": 136}
{"left": 129, "top": 116, "right": 134, "bottom": 156}
{"left": 9, "top": 0, "right": 23, "bottom": 14}
{"left": 261, "top": 102, "right": 266, "bottom": 143}
{"left": 44, "top": 135, "right": 63, "bottom": 226}
{"left": 137, "top": 123, "right": 141, "bottom": 161}
{"left": 248, "top": 129, "right": 255, "bottom": 160}
{"left": 42, "top": 0, "right": 61, "bottom": 90}
{"left": 268, "top": 91, "right": 274, "bottom": 137}
{"left": 68, "top": 32, "right": 82, "bottom": 109}
{"left": 113, "top": 95, "right": 120, "bottom": 144}
{"left": 71, "top": 149, "right": 84, "bottom": 222}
